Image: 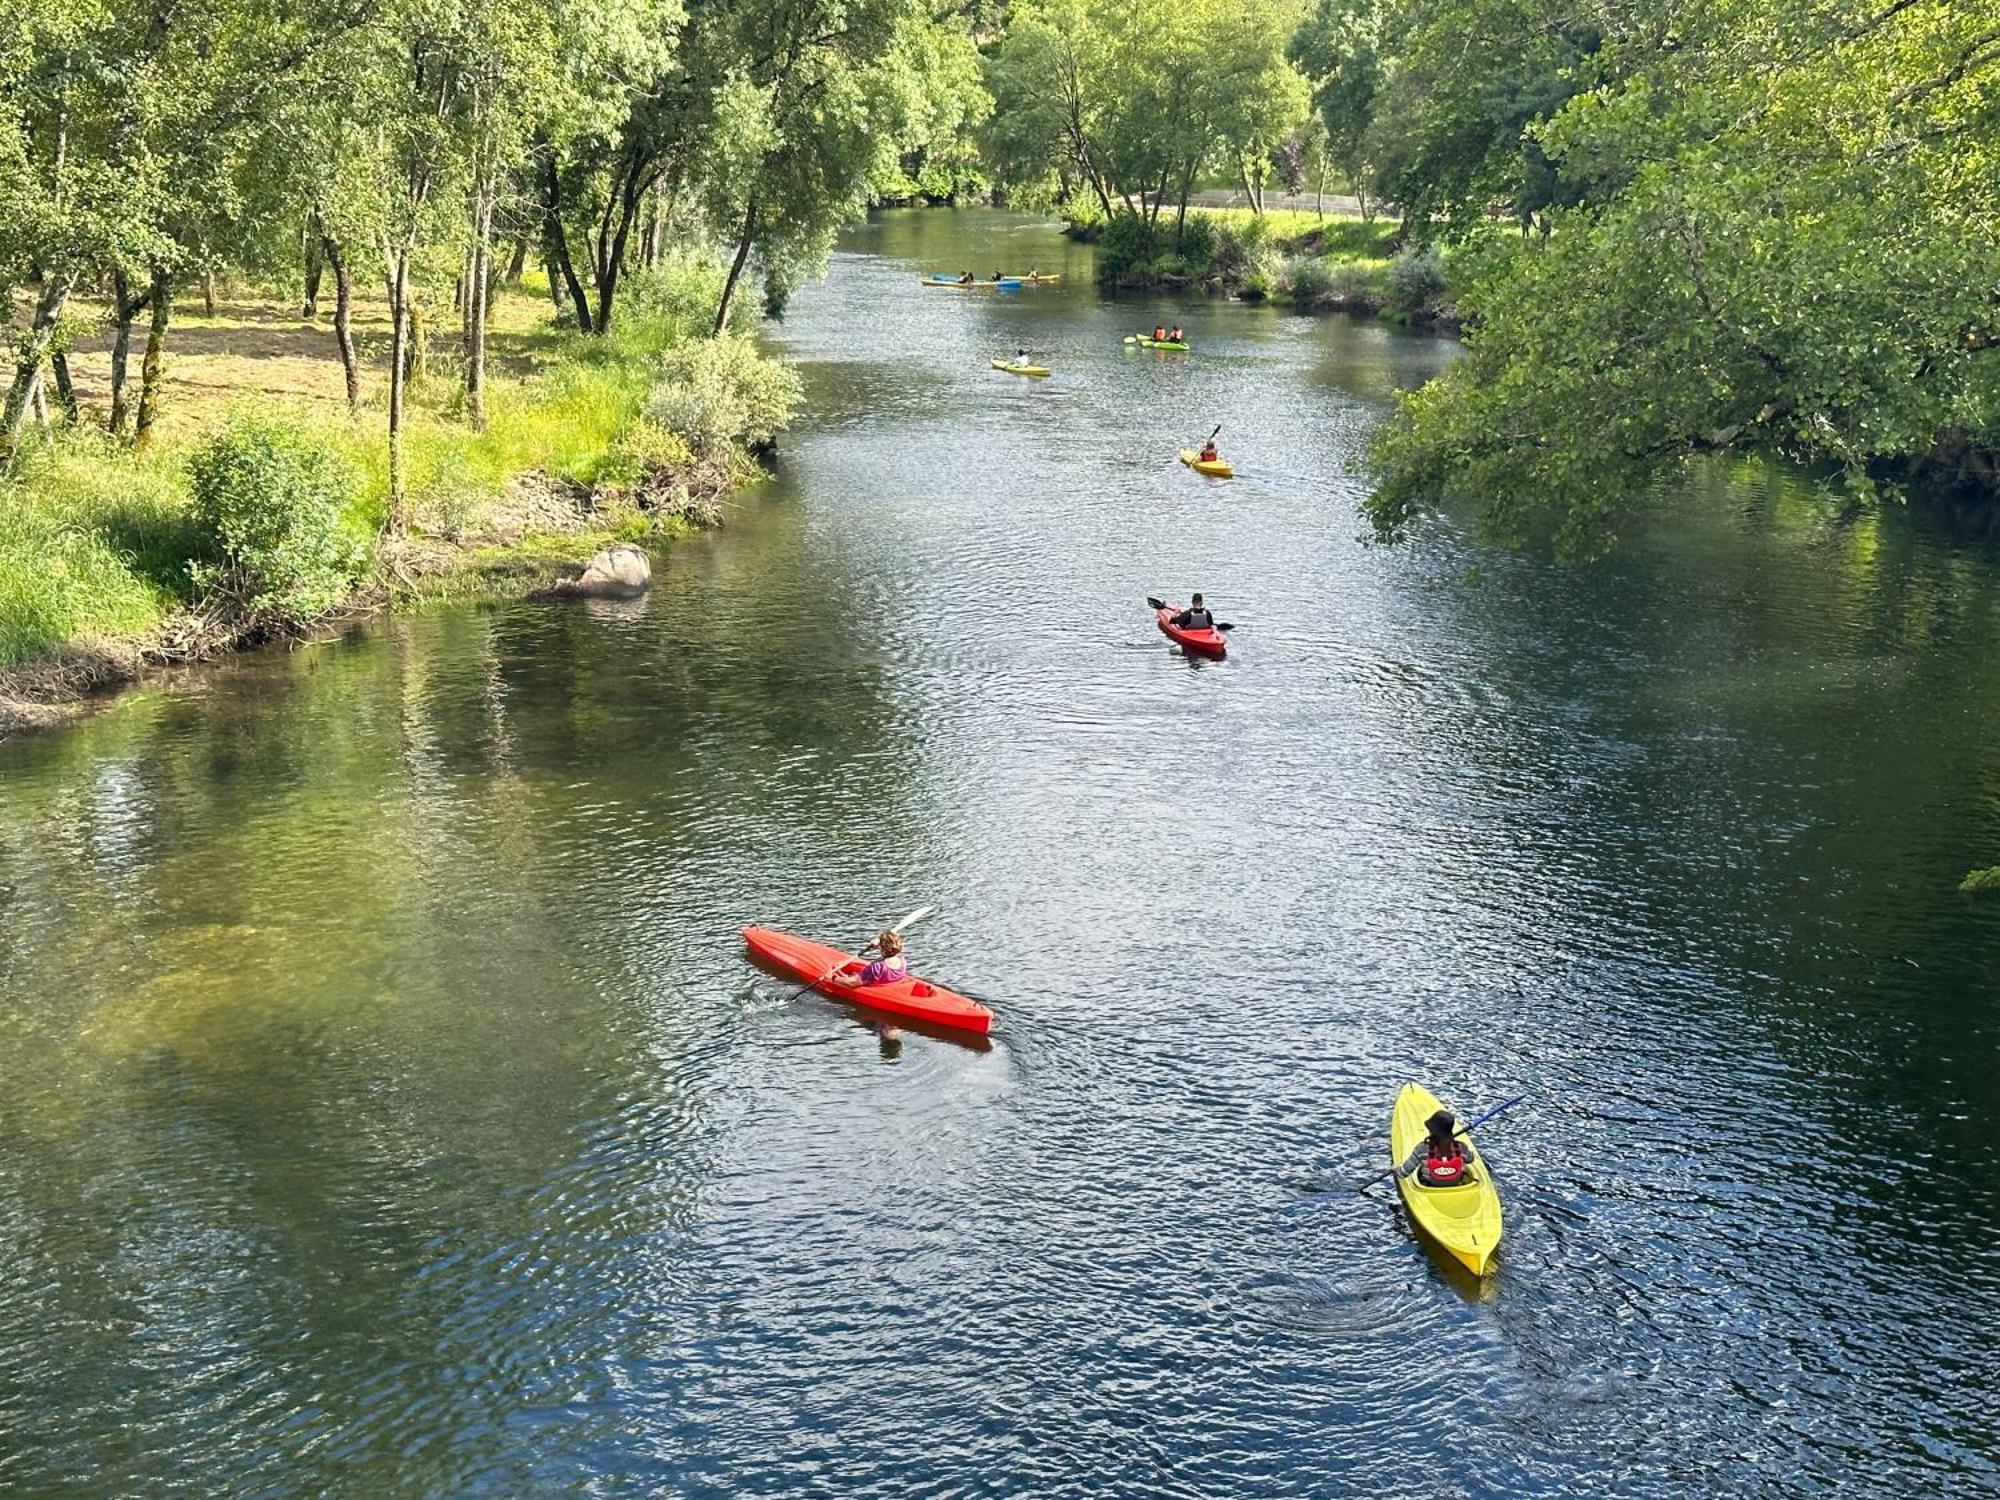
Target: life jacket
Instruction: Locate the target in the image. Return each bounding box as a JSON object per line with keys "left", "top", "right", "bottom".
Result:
{"left": 1181, "top": 608, "right": 1213, "bottom": 628}
{"left": 1200, "top": 446, "right": 1218, "bottom": 462}
{"left": 1422, "top": 1136, "right": 1466, "bottom": 1185}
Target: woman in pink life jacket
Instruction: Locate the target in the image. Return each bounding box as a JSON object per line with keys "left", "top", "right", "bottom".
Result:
{"left": 832, "top": 929, "right": 907, "bottom": 988}
{"left": 1398, "top": 1108, "right": 1473, "bottom": 1188}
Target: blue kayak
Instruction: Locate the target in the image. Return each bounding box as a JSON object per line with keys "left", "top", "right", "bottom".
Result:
{"left": 921, "top": 276, "right": 1023, "bottom": 290}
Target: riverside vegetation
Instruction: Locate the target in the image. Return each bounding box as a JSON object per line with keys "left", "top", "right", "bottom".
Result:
{"left": 1, "top": 0, "right": 986, "bottom": 729}
{"left": 9, "top": 0, "right": 2000, "bottom": 734}
{"left": 973, "top": 0, "right": 2000, "bottom": 547}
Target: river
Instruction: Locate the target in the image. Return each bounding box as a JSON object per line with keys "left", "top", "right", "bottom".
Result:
{"left": 2, "top": 208, "right": 1997, "bottom": 1496}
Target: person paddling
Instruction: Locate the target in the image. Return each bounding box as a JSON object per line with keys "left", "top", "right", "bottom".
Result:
{"left": 1172, "top": 593, "right": 1215, "bottom": 630}
{"left": 1198, "top": 435, "right": 1221, "bottom": 464}
{"left": 1398, "top": 1109, "right": 1474, "bottom": 1188}
{"left": 1168, "top": 325, "right": 1185, "bottom": 343}
{"left": 832, "top": 929, "right": 907, "bottom": 987}
{"left": 958, "top": 270, "right": 975, "bottom": 285}
{"left": 1152, "top": 324, "right": 1167, "bottom": 342}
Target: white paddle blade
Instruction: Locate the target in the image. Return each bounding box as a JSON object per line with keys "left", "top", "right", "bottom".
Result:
{"left": 890, "top": 904, "right": 935, "bottom": 935}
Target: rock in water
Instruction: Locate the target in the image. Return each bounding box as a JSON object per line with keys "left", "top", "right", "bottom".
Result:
{"left": 572, "top": 546, "right": 651, "bottom": 598}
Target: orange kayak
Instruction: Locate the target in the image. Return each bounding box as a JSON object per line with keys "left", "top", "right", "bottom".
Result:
{"left": 1156, "top": 605, "right": 1227, "bottom": 659}
{"left": 741, "top": 926, "right": 994, "bottom": 1034}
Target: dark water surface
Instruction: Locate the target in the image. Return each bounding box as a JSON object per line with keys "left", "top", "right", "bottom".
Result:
{"left": 3, "top": 209, "right": 1998, "bottom": 1496}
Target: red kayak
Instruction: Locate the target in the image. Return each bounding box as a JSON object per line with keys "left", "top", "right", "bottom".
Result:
{"left": 741, "top": 926, "right": 994, "bottom": 1034}
{"left": 1156, "top": 604, "right": 1227, "bottom": 659}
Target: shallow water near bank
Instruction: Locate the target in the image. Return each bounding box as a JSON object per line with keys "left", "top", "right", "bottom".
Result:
{"left": 2, "top": 208, "right": 1998, "bottom": 1496}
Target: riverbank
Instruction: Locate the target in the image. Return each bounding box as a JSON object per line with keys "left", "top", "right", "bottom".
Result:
{"left": 0, "top": 264, "right": 797, "bottom": 740}
{"left": 1072, "top": 208, "right": 1463, "bottom": 333}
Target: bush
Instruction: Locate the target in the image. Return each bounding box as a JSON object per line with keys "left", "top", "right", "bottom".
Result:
{"left": 596, "top": 420, "right": 696, "bottom": 494}
{"left": 623, "top": 256, "right": 740, "bottom": 338}
{"left": 1329, "top": 263, "right": 1377, "bottom": 303}
{"left": 1093, "top": 211, "right": 1152, "bottom": 284}
{"left": 1283, "top": 256, "right": 1338, "bottom": 306}
{"left": 645, "top": 335, "right": 802, "bottom": 460}
{"left": 1387, "top": 244, "right": 1448, "bottom": 313}
{"left": 1172, "top": 212, "right": 1217, "bottom": 273}
{"left": 187, "top": 412, "right": 368, "bottom": 621}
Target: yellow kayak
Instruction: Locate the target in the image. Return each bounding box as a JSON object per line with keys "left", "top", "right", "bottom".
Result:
{"left": 1390, "top": 1083, "right": 1503, "bottom": 1275}
{"left": 992, "top": 359, "right": 1051, "bottom": 378}
{"left": 1179, "top": 448, "right": 1233, "bottom": 478}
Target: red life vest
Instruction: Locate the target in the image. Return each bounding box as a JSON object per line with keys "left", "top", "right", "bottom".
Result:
{"left": 1423, "top": 1137, "right": 1466, "bottom": 1184}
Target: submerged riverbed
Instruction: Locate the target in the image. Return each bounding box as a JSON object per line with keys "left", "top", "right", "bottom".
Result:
{"left": 2, "top": 209, "right": 1997, "bottom": 1495}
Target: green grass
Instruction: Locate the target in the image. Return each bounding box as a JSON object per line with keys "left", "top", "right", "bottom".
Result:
{"left": 0, "top": 435, "right": 202, "bottom": 664}
{"left": 0, "top": 284, "right": 714, "bottom": 669}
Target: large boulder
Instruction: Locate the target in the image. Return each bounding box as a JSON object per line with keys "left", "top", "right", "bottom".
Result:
{"left": 569, "top": 545, "right": 651, "bottom": 598}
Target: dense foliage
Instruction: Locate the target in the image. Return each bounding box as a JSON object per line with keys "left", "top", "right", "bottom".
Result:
{"left": 187, "top": 415, "right": 369, "bottom": 621}
{"left": 1360, "top": 0, "right": 2000, "bottom": 552}
{"left": 1, "top": 0, "right": 985, "bottom": 514}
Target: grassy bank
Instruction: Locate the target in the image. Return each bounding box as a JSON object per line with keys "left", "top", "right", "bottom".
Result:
{"left": 0, "top": 261, "right": 797, "bottom": 736}
{"left": 1078, "top": 207, "right": 1461, "bottom": 330}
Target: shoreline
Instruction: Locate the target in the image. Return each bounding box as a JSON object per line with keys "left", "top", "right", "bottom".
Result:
{"left": 0, "top": 500, "right": 723, "bottom": 743}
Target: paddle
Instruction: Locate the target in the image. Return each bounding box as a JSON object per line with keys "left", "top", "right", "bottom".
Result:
{"left": 1353, "top": 1095, "right": 1524, "bottom": 1197}
{"left": 784, "top": 905, "right": 934, "bottom": 1002}
{"left": 1146, "top": 595, "right": 1235, "bottom": 631}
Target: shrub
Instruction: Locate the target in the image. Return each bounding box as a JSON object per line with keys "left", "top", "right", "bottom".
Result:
{"left": 597, "top": 420, "right": 697, "bottom": 494}
{"left": 1387, "top": 244, "right": 1447, "bottom": 313}
{"left": 1283, "top": 255, "right": 1338, "bottom": 306}
{"left": 644, "top": 335, "right": 802, "bottom": 460}
{"left": 623, "top": 256, "right": 739, "bottom": 338}
{"left": 1172, "top": 212, "right": 1217, "bottom": 273}
{"left": 1329, "top": 263, "right": 1377, "bottom": 304}
{"left": 1093, "top": 211, "right": 1152, "bottom": 284}
{"left": 187, "top": 412, "right": 368, "bottom": 621}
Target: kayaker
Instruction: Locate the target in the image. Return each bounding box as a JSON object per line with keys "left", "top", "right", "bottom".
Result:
{"left": 1153, "top": 324, "right": 1167, "bottom": 341}
{"left": 1168, "top": 326, "right": 1185, "bottom": 343}
{"left": 1172, "top": 594, "right": 1215, "bottom": 629}
{"left": 1198, "top": 437, "right": 1221, "bottom": 463}
{"left": 1398, "top": 1109, "right": 1474, "bottom": 1188}
{"left": 958, "top": 271, "right": 974, "bottom": 285}
{"left": 833, "top": 929, "right": 907, "bottom": 988}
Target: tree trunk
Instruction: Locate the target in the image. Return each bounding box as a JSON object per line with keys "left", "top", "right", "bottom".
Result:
{"left": 406, "top": 301, "right": 427, "bottom": 385}
{"left": 465, "top": 187, "right": 493, "bottom": 431}
{"left": 713, "top": 197, "right": 759, "bottom": 337}
{"left": 388, "top": 249, "right": 410, "bottom": 530}
{"left": 0, "top": 270, "right": 74, "bottom": 459}
{"left": 543, "top": 250, "right": 564, "bottom": 314}
{"left": 542, "top": 149, "right": 593, "bottom": 332}
{"left": 303, "top": 230, "right": 324, "bottom": 317}
{"left": 505, "top": 227, "right": 529, "bottom": 283}
{"left": 203, "top": 269, "right": 217, "bottom": 317}
{"left": 642, "top": 194, "right": 661, "bottom": 270}
{"left": 133, "top": 267, "right": 173, "bottom": 448}
{"left": 323, "top": 234, "right": 360, "bottom": 415}
{"left": 1239, "top": 161, "right": 1264, "bottom": 215}
{"left": 50, "top": 352, "right": 77, "bottom": 422}
{"left": 108, "top": 273, "right": 152, "bottom": 438}
{"left": 592, "top": 151, "right": 653, "bottom": 336}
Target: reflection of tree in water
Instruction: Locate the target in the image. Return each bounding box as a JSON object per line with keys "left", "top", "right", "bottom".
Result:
{"left": 1384, "top": 454, "right": 2000, "bottom": 1178}
{"left": 0, "top": 613, "right": 735, "bottom": 1491}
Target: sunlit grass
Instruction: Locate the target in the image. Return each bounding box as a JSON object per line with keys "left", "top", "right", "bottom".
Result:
{"left": 1, "top": 283, "right": 693, "bottom": 666}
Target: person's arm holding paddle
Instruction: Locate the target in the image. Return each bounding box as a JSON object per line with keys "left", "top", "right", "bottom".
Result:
{"left": 832, "top": 928, "right": 907, "bottom": 987}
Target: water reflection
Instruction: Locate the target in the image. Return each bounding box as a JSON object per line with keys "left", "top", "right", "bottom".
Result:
{"left": 1, "top": 208, "right": 1997, "bottom": 1496}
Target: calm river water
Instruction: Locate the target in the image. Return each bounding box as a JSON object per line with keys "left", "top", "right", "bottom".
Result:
{"left": 3, "top": 209, "right": 1997, "bottom": 1496}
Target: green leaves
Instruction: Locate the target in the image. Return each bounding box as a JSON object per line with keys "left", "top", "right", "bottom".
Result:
{"left": 1369, "top": 0, "right": 2000, "bottom": 556}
